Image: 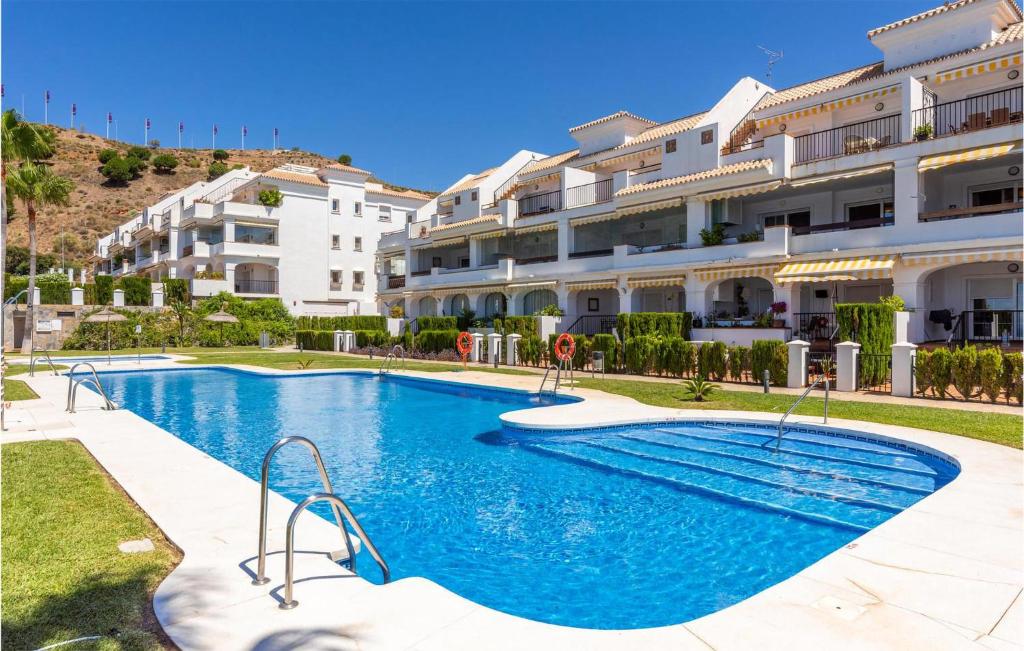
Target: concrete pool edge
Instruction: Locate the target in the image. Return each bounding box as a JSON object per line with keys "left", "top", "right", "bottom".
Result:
{"left": 10, "top": 362, "right": 1023, "bottom": 650}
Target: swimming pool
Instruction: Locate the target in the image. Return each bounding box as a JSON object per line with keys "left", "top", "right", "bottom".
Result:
{"left": 94, "top": 367, "right": 958, "bottom": 630}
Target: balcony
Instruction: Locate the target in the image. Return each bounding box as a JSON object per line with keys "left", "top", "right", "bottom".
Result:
{"left": 515, "top": 254, "right": 559, "bottom": 265}
{"left": 794, "top": 114, "right": 901, "bottom": 164}
{"left": 920, "top": 201, "right": 1022, "bottom": 223}
{"left": 387, "top": 275, "right": 406, "bottom": 288}
{"left": 721, "top": 139, "right": 765, "bottom": 156}
{"left": 234, "top": 279, "right": 278, "bottom": 294}
{"left": 568, "top": 249, "right": 613, "bottom": 259}
{"left": 792, "top": 216, "right": 894, "bottom": 235}
{"left": 518, "top": 190, "right": 562, "bottom": 217}
{"left": 564, "top": 179, "right": 613, "bottom": 210}
{"left": 912, "top": 87, "right": 1022, "bottom": 140}
{"left": 330, "top": 282, "right": 343, "bottom": 291}
{"left": 353, "top": 283, "right": 365, "bottom": 292}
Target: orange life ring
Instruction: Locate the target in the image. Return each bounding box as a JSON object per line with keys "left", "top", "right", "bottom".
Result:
{"left": 554, "top": 333, "right": 576, "bottom": 362}
{"left": 456, "top": 331, "right": 473, "bottom": 357}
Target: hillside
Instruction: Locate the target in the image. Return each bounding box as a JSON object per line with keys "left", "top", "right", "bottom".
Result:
{"left": 4, "top": 125, "right": 434, "bottom": 267}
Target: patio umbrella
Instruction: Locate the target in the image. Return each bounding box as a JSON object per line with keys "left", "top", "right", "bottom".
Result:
{"left": 84, "top": 307, "right": 128, "bottom": 365}
{"left": 204, "top": 305, "right": 239, "bottom": 347}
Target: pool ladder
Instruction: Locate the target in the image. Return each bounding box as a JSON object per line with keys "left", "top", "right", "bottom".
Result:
{"left": 773, "top": 373, "right": 829, "bottom": 451}
{"left": 29, "top": 348, "right": 59, "bottom": 377}
{"left": 253, "top": 436, "right": 390, "bottom": 610}
{"left": 378, "top": 345, "right": 406, "bottom": 375}
{"left": 539, "top": 358, "right": 573, "bottom": 395}
{"left": 65, "top": 363, "right": 117, "bottom": 413}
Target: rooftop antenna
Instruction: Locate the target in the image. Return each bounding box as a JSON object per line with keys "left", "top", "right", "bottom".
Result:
{"left": 757, "top": 45, "right": 784, "bottom": 81}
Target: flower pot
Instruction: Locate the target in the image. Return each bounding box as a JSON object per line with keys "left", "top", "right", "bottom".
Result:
{"left": 771, "top": 319, "right": 785, "bottom": 328}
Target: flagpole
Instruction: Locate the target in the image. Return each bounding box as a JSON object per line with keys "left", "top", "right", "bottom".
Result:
{"left": 43, "top": 91, "right": 48, "bottom": 125}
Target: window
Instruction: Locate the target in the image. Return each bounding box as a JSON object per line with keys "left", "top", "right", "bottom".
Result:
{"left": 665, "top": 139, "right": 677, "bottom": 153}
{"left": 455, "top": 195, "right": 461, "bottom": 206}
{"left": 763, "top": 210, "right": 810, "bottom": 230}
{"left": 432, "top": 256, "right": 443, "bottom": 268}
{"left": 969, "top": 183, "right": 1021, "bottom": 208}
{"left": 406, "top": 211, "right": 415, "bottom": 224}
{"left": 352, "top": 271, "right": 365, "bottom": 289}
{"left": 700, "top": 129, "right": 714, "bottom": 145}
{"left": 354, "top": 236, "right": 362, "bottom": 252}
{"left": 331, "top": 234, "right": 340, "bottom": 249}
{"left": 845, "top": 200, "right": 894, "bottom": 228}
{"left": 379, "top": 205, "right": 392, "bottom": 222}
{"left": 331, "top": 199, "right": 340, "bottom": 213}
{"left": 354, "top": 201, "right": 362, "bottom": 216}
{"left": 471, "top": 190, "right": 478, "bottom": 202}
{"left": 459, "top": 257, "right": 470, "bottom": 268}
{"left": 330, "top": 269, "right": 343, "bottom": 287}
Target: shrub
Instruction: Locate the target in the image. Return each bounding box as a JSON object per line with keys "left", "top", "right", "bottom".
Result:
{"left": 929, "top": 348, "right": 954, "bottom": 399}
{"left": 728, "top": 345, "right": 750, "bottom": 382}
{"left": 616, "top": 312, "right": 692, "bottom": 340}
{"left": 751, "top": 340, "right": 787, "bottom": 386}
{"left": 124, "top": 155, "right": 147, "bottom": 174}
{"left": 1003, "top": 353, "right": 1023, "bottom": 404}
{"left": 62, "top": 308, "right": 178, "bottom": 350}
{"left": 295, "top": 315, "right": 387, "bottom": 331}
{"left": 33, "top": 273, "right": 71, "bottom": 304}
{"left": 163, "top": 278, "right": 190, "bottom": 304}
{"left": 101, "top": 156, "right": 134, "bottom": 183}
{"left": 679, "top": 341, "right": 697, "bottom": 377}
{"left": 415, "top": 329, "right": 458, "bottom": 353}
{"left": 118, "top": 277, "right": 152, "bottom": 306}
{"left": 258, "top": 189, "right": 283, "bottom": 207}
{"left": 389, "top": 304, "right": 404, "bottom": 318}
{"left": 337, "top": 154, "right": 352, "bottom": 166}
{"left": 535, "top": 304, "right": 564, "bottom": 317}
{"left": 547, "top": 334, "right": 591, "bottom": 370}
{"left": 837, "top": 303, "right": 894, "bottom": 387}
{"left": 417, "top": 316, "right": 457, "bottom": 330}
{"left": 698, "top": 341, "right": 727, "bottom": 380}
{"left": 97, "top": 148, "right": 119, "bottom": 164}
{"left": 82, "top": 283, "right": 97, "bottom": 305}
{"left": 699, "top": 222, "right": 726, "bottom": 246}
{"left": 296, "top": 330, "right": 332, "bottom": 351}
{"left": 951, "top": 345, "right": 979, "bottom": 400}
{"left": 978, "top": 347, "right": 1004, "bottom": 403}
{"left": 127, "top": 145, "right": 151, "bottom": 161}
{"left": 624, "top": 335, "right": 658, "bottom": 375}
{"left": 152, "top": 153, "right": 179, "bottom": 173}
{"left": 193, "top": 293, "right": 294, "bottom": 347}
{"left": 498, "top": 316, "right": 538, "bottom": 337}
{"left": 3, "top": 274, "right": 28, "bottom": 302}
{"left": 95, "top": 275, "right": 114, "bottom": 305}
{"left": 879, "top": 295, "right": 905, "bottom": 311}
{"left": 207, "top": 161, "right": 229, "bottom": 180}
{"left": 914, "top": 349, "right": 933, "bottom": 396}
{"left": 212, "top": 149, "right": 229, "bottom": 161}
{"left": 354, "top": 329, "right": 389, "bottom": 347}
{"left": 518, "top": 335, "right": 543, "bottom": 366}
{"left": 591, "top": 333, "right": 618, "bottom": 370}
{"left": 653, "top": 337, "right": 689, "bottom": 377}
{"left": 681, "top": 377, "right": 718, "bottom": 402}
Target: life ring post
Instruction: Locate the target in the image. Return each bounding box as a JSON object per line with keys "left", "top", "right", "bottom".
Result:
{"left": 456, "top": 331, "right": 473, "bottom": 370}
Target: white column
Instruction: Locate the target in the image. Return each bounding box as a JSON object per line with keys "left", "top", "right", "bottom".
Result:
{"left": 620, "top": 287, "right": 634, "bottom": 314}
{"left": 787, "top": 339, "right": 809, "bottom": 388}
{"left": 835, "top": 341, "right": 861, "bottom": 392}
{"left": 686, "top": 199, "right": 707, "bottom": 247}
{"left": 772, "top": 282, "right": 799, "bottom": 330}
{"left": 113, "top": 289, "right": 125, "bottom": 307}
{"left": 333, "top": 330, "right": 344, "bottom": 352}
{"left": 893, "top": 158, "right": 920, "bottom": 233}
{"left": 33, "top": 287, "right": 41, "bottom": 305}
{"left": 470, "top": 332, "right": 484, "bottom": 362}
{"left": 900, "top": 75, "right": 923, "bottom": 144}
{"left": 506, "top": 333, "right": 522, "bottom": 366}
{"left": 224, "top": 262, "right": 237, "bottom": 293}
{"left": 557, "top": 220, "right": 571, "bottom": 263}
{"left": 891, "top": 342, "right": 917, "bottom": 397}
{"left": 893, "top": 279, "right": 928, "bottom": 343}
{"left": 469, "top": 238, "right": 482, "bottom": 268}
{"left": 71, "top": 287, "right": 84, "bottom": 306}
{"left": 893, "top": 310, "right": 910, "bottom": 344}
{"left": 486, "top": 333, "right": 503, "bottom": 365}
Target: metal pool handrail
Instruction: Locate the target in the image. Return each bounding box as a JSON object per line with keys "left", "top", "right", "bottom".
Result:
{"left": 279, "top": 492, "right": 390, "bottom": 610}
{"left": 390, "top": 344, "right": 406, "bottom": 370}
{"left": 252, "top": 436, "right": 358, "bottom": 586}
{"left": 29, "top": 349, "right": 59, "bottom": 377}
{"left": 539, "top": 364, "right": 560, "bottom": 394}
{"left": 378, "top": 352, "right": 396, "bottom": 374}
{"left": 65, "top": 363, "right": 117, "bottom": 413}
{"left": 774, "top": 374, "right": 829, "bottom": 451}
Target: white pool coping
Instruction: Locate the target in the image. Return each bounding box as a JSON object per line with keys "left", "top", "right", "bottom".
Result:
{"left": 9, "top": 360, "right": 1023, "bottom": 650}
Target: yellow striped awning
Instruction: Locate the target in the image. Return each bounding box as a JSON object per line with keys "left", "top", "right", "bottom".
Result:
{"left": 901, "top": 247, "right": 1022, "bottom": 266}
{"left": 469, "top": 229, "right": 509, "bottom": 240}
{"left": 514, "top": 221, "right": 559, "bottom": 234}
{"left": 693, "top": 180, "right": 783, "bottom": 202}
{"left": 756, "top": 85, "right": 900, "bottom": 129}
{"left": 617, "top": 198, "right": 684, "bottom": 217}
{"left": 919, "top": 143, "right": 1018, "bottom": 171}
{"left": 627, "top": 275, "right": 686, "bottom": 289}
{"left": 412, "top": 236, "right": 467, "bottom": 249}
{"left": 581, "top": 145, "right": 661, "bottom": 171}
{"left": 695, "top": 264, "right": 779, "bottom": 282}
{"left": 507, "top": 280, "right": 557, "bottom": 289}
{"left": 430, "top": 214, "right": 501, "bottom": 233}
{"left": 566, "top": 279, "right": 617, "bottom": 292}
{"left": 934, "top": 54, "right": 1023, "bottom": 85}
{"left": 789, "top": 164, "right": 892, "bottom": 188}
{"left": 570, "top": 211, "right": 619, "bottom": 226}
{"left": 774, "top": 256, "right": 895, "bottom": 283}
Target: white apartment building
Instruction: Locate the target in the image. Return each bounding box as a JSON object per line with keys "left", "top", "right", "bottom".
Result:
{"left": 91, "top": 164, "right": 432, "bottom": 315}
{"left": 376, "top": 0, "right": 1023, "bottom": 348}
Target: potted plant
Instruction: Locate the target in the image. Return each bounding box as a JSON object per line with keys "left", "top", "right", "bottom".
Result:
{"left": 913, "top": 124, "right": 933, "bottom": 141}
{"left": 770, "top": 301, "right": 787, "bottom": 328}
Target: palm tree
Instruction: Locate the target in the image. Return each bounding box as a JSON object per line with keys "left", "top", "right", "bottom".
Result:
{"left": 5, "top": 163, "right": 74, "bottom": 352}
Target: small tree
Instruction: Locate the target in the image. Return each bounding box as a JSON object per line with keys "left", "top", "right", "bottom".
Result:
{"left": 337, "top": 153, "right": 352, "bottom": 166}
{"left": 101, "top": 156, "right": 134, "bottom": 184}
{"left": 125, "top": 155, "right": 147, "bottom": 175}
{"left": 207, "top": 161, "right": 229, "bottom": 180}
{"left": 127, "top": 145, "right": 151, "bottom": 160}
{"left": 152, "top": 153, "right": 179, "bottom": 173}
{"left": 97, "top": 148, "right": 119, "bottom": 164}
{"left": 257, "top": 188, "right": 283, "bottom": 207}
{"left": 212, "top": 149, "right": 229, "bottom": 161}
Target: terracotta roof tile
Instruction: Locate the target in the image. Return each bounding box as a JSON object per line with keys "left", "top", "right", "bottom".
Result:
{"left": 260, "top": 169, "right": 328, "bottom": 187}
{"left": 616, "top": 159, "right": 772, "bottom": 197}
{"left": 629, "top": 111, "right": 708, "bottom": 146}
{"left": 366, "top": 186, "right": 432, "bottom": 201}
{"left": 519, "top": 150, "right": 580, "bottom": 177}
{"left": 430, "top": 214, "right": 500, "bottom": 233}
{"left": 868, "top": 0, "right": 1020, "bottom": 37}
{"left": 324, "top": 163, "right": 372, "bottom": 175}
{"left": 439, "top": 167, "right": 498, "bottom": 198}
{"left": 569, "top": 110, "right": 657, "bottom": 134}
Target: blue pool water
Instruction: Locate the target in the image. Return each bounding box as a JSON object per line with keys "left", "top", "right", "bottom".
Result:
{"left": 94, "top": 368, "right": 958, "bottom": 629}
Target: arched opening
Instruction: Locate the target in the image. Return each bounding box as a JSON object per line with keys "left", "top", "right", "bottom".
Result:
{"left": 446, "top": 293, "right": 471, "bottom": 317}
{"left": 523, "top": 289, "right": 559, "bottom": 315}
{"left": 481, "top": 292, "right": 507, "bottom": 319}
{"left": 631, "top": 286, "right": 686, "bottom": 313}
{"left": 418, "top": 296, "right": 437, "bottom": 317}
{"left": 922, "top": 261, "right": 1022, "bottom": 344}
{"left": 707, "top": 277, "right": 774, "bottom": 321}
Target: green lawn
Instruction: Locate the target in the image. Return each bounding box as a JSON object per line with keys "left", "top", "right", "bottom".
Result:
{"left": 1, "top": 441, "right": 180, "bottom": 650}
{"left": 177, "top": 350, "right": 535, "bottom": 376}
{"left": 575, "top": 378, "right": 1023, "bottom": 449}
{"left": 2, "top": 363, "right": 68, "bottom": 401}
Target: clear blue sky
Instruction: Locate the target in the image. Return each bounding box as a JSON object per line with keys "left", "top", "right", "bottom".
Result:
{"left": 4, "top": 0, "right": 928, "bottom": 190}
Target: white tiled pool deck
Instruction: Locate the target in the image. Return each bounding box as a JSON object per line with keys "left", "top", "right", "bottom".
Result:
{"left": 6, "top": 360, "right": 1023, "bottom": 650}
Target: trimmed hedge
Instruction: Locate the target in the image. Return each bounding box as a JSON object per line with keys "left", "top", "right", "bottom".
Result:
{"left": 95, "top": 275, "right": 114, "bottom": 305}
{"left": 415, "top": 329, "right": 458, "bottom": 353}
{"left": 295, "top": 315, "right": 387, "bottom": 331}
{"left": 517, "top": 335, "right": 544, "bottom": 366}
{"left": 296, "top": 330, "right": 334, "bottom": 351}
{"left": 752, "top": 340, "right": 787, "bottom": 386}
{"left": 3, "top": 274, "right": 29, "bottom": 302}
{"left": 836, "top": 303, "right": 894, "bottom": 387}
{"left": 698, "top": 341, "right": 727, "bottom": 380}
{"left": 417, "top": 316, "right": 457, "bottom": 331}
{"left": 624, "top": 335, "right": 658, "bottom": 374}
{"left": 728, "top": 345, "right": 751, "bottom": 382}
{"left": 355, "top": 329, "right": 389, "bottom": 347}
{"left": 616, "top": 312, "right": 692, "bottom": 340}
{"left": 37, "top": 275, "right": 71, "bottom": 304}
{"left": 916, "top": 346, "right": 1021, "bottom": 403}
{"left": 495, "top": 316, "right": 538, "bottom": 337}
{"left": 119, "top": 276, "right": 152, "bottom": 306}
{"left": 591, "top": 333, "right": 618, "bottom": 369}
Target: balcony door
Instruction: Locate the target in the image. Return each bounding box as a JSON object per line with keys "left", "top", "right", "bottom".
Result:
{"left": 845, "top": 200, "right": 893, "bottom": 229}
{"left": 967, "top": 277, "right": 1018, "bottom": 340}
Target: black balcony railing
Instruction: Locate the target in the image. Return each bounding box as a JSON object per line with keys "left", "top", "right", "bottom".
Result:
{"left": 182, "top": 245, "right": 194, "bottom": 257}
{"left": 794, "top": 312, "right": 837, "bottom": 351}
{"left": 794, "top": 114, "right": 901, "bottom": 164}
{"left": 564, "top": 315, "right": 618, "bottom": 336}
{"left": 952, "top": 310, "right": 1023, "bottom": 346}
{"left": 515, "top": 254, "right": 558, "bottom": 265}
{"left": 791, "top": 216, "right": 894, "bottom": 235}
{"left": 911, "top": 86, "right": 1022, "bottom": 140}
{"left": 568, "top": 249, "right": 613, "bottom": 259}
{"left": 564, "top": 178, "right": 613, "bottom": 209}
{"left": 387, "top": 275, "right": 406, "bottom": 288}
{"left": 518, "top": 190, "right": 562, "bottom": 217}
{"left": 234, "top": 279, "right": 278, "bottom": 294}
{"left": 411, "top": 269, "right": 431, "bottom": 277}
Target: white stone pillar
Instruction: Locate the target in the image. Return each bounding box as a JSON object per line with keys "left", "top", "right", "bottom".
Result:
{"left": 900, "top": 75, "right": 923, "bottom": 144}
{"left": 893, "top": 311, "right": 910, "bottom": 344}
{"left": 620, "top": 287, "right": 634, "bottom": 314}
{"left": 893, "top": 280, "right": 928, "bottom": 343}
{"left": 151, "top": 289, "right": 164, "bottom": 308}
{"left": 557, "top": 220, "right": 571, "bottom": 263}
{"left": 685, "top": 199, "right": 707, "bottom": 247}
{"left": 836, "top": 341, "right": 861, "bottom": 392}
{"left": 891, "top": 341, "right": 917, "bottom": 397}
{"left": 33, "top": 287, "right": 40, "bottom": 305}
{"left": 893, "top": 158, "right": 920, "bottom": 233}
{"left": 787, "top": 339, "right": 809, "bottom": 388}
{"left": 113, "top": 289, "right": 125, "bottom": 307}
{"left": 486, "top": 333, "right": 503, "bottom": 365}
{"left": 333, "top": 330, "right": 344, "bottom": 352}
{"left": 506, "top": 333, "right": 522, "bottom": 366}
{"left": 470, "top": 332, "right": 484, "bottom": 362}
{"left": 772, "top": 282, "right": 799, "bottom": 330}
{"left": 67, "top": 268, "right": 74, "bottom": 283}
{"left": 71, "top": 287, "right": 84, "bottom": 306}
{"left": 80, "top": 268, "right": 87, "bottom": 284}
{"left": 340, "top": 330, "right": 354, "bottom": 352}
